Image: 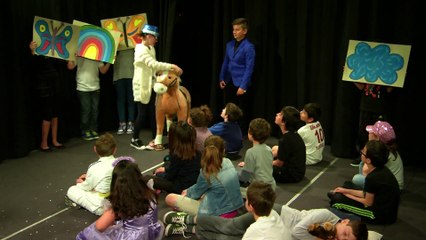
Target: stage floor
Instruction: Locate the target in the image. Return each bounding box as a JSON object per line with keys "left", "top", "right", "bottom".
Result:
{"left": 1, "top": 130, "right": 425, "bottom": 240}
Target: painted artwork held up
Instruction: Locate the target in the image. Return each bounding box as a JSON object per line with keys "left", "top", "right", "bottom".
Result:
{"left": 342, "top": 40, "right": 411, "bottom": 88}
{"left": 100, "top": 13, "right": 147, "bottom": 50}
{"left": 32, "top": 16, "right": 80, "bottom": 61}
{"left": 73, "top": 20, "right": 121, "bottom": 64}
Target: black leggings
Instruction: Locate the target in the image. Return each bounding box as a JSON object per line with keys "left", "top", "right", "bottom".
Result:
{"left": 133, "top": 93, "right": 156, "bottom": 141}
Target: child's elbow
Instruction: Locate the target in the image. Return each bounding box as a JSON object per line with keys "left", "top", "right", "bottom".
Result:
{"left": 95, "top": 223, "right": 107, "bottom": 232}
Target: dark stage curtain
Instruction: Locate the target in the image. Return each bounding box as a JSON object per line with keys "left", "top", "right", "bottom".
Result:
{"left": 1, "top": 0, "right": 423, "bottom": 167}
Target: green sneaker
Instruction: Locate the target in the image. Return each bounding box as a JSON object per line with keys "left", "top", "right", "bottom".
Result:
{"left": 90, "top": 130, "right": 99, "bottom": 140}
{"left": 82, "top": 131, "right": 92, "bottom": 141}
{"left": 165, "top": 223, "right": 190, "bottom": 237}
{"left": 163, "top": 211, "right": 189, "bottom": 224}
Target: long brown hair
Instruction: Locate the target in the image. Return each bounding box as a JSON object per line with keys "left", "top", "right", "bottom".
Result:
{"left": 169, "top": 121, "right": 197, "bottom": 160}
{"left": 201, "top": 135, "right": 224, "bottom": 184}
{"left": 108, "top": 159, "right": 156, "bottom": 220}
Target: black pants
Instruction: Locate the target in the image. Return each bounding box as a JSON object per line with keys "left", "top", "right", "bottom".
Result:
{"left": 357, "top": 110, "right": 386, "bottom": 151}
{"left": 133, "top": 93, "right": 156, "bottom": 141}
{"left": 223, "top": 83, "right": 251, "bottom": 134}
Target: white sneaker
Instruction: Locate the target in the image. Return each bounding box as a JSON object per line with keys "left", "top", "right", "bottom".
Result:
{"left": 130, "top": 139, "right": 145, "bottom": 150}
{"left": 117, "top": 122, "right": 126, "bottom": 135}
{"left": 126, "top": 122, "right": 134, "bottom": 134}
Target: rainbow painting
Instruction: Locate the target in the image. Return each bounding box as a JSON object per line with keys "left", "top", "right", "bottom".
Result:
{"left": 73, "top": 20, "right": 120, "bottom": 64}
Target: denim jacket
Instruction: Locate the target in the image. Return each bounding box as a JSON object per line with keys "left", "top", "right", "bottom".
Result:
{"left": 186, "top": 158, "right": 244, "bottom": 216}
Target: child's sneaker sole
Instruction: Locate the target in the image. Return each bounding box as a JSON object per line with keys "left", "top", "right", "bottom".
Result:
{"left": 130, "top": 143, "right": 146, "bottom": 150}
{"left": 64, "top": 195, "right": 81, "bottom": 208}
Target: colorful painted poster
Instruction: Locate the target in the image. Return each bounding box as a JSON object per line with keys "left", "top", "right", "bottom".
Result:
{"left": 342, "top": 40, "right": 411, "bottom": 88}
{"left": 73, "top": 20, "right": 121, "bottom": 64}
{"left": 100, "top": 13, "right": 147, "bottom": 50}
{"left": 32, "top": 16, "right": 80, "bottom": 61}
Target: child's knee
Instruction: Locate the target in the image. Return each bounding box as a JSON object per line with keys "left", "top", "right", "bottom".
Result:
{"left": 271, "top": 145, "right": 278, "bottom": 157}
{"left": 165, "top": 193, "right": 177, "bottom": 206}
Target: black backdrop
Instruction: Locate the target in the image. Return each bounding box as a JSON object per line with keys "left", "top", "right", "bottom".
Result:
{"left": 1, "top": 0, "right": 423, "bottom": 166}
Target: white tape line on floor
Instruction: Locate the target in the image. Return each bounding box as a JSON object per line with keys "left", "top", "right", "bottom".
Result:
{"left": 285, "top": 157, "right": 339, "bottom": 206}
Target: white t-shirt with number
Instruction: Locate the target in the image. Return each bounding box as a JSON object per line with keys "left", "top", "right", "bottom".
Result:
{"left": 297, "top": 121, "right": 325, "bottom": 165}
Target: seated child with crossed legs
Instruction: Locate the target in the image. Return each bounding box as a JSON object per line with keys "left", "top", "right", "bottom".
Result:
{"left": 76, "top": 157, "right": 163, "bottom": 240}
{"left": 162, "top": 135, "right": 244, "bottom": 237}
{"left": 66, "top": 132, "right": 117, "bottom": 215}
{"left": 238, "top": 118, "right": 276, "bottom": 198}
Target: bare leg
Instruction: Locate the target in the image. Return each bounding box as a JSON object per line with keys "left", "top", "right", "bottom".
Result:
{"left": 51, "top": 117, "right": 62, "bottom": 147}
{"left": 41, "top": 120, "right": 51, "bottom": 149}
{"left": 165, "top": 193, "right": 199, "bottom": 216}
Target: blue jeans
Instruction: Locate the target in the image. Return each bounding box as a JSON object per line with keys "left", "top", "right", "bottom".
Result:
{"left": 77, "top": 90, "right": 99, "bottom": 132}
{"left": 114, "top": 78, "right": 135, "bottom": 123}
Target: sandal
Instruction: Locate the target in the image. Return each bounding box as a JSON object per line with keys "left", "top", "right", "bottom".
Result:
{"left": 154, "top": 144, "right": 165, "bottom": 151}
{"left": 53, "top": 144, "right": 65, "bottom": 149}
{"left": 40, "top": 147, "right": 52, "bottom": 152}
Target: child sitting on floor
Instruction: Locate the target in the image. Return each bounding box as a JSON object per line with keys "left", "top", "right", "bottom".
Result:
{"left": 329, "top": 140, "right": 400, "bottom": 224}
{"left": 238, "top": 118, "right": 276, "bottom": 197}
{"left": 66, "top": 132, "right": 117, "bottom": 215}
{"left": 298, "top": 102, "right": 325, "bottom": 165}
{"left": 162, "top": 135, "right": 244, "bottom": 237}
{"left": 352, "top": 120, "right": 404, "bottom": 191}
{"left": 271, "top": 106, "right": 306, "bottom": 183}
{"left": 209, "top": 102, "right": 244, "bottom": 160}
{"left": 188, "top": 104, "right": 213, "bottom": 153}
{"left": 143, "top": 121, "right": 201, "bottom": 194}
{"left": 76, "top": 157, "right": 163, "bottom": 240}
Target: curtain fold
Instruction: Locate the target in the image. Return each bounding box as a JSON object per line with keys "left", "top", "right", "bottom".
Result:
{"left": 1, "top": 0, "right": 423, "bottom": 166}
